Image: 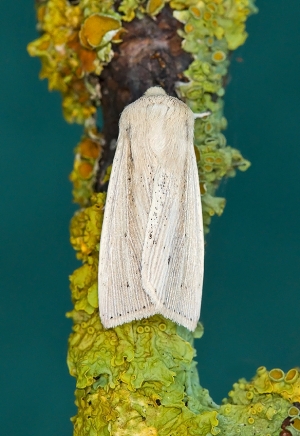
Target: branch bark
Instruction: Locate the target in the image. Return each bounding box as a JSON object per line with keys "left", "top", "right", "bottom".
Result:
{"left": 95, "top": 6, "right": 192, "bottom": 191}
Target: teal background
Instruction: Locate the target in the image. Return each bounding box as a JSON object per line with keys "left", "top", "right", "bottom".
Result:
{"left": 1, "top": 1, "right": 299, "bottom": 434}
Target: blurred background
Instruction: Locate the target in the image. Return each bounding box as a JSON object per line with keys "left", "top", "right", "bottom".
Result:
{"left": 1, "top": 0, "right": 299, "bottom": 434}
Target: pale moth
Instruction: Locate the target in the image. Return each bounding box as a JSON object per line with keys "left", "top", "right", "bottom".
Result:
{"left": 98, "top": 86, "right": 205, "bottom": 331}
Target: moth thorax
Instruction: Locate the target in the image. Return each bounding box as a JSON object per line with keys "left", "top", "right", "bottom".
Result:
{"left": 144, "top": 87, "right": 167, "bottom": 96}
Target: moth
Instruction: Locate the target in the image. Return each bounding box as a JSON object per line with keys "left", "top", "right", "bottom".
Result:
{"left": 98, "top": 87, "right": 205, "bottom": 331}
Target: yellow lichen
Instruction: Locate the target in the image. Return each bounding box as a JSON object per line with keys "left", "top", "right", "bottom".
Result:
{"left": 292, "top": 417, "right": 300, "bottom": 431}
{"left": 212, "top": 50, "right": 226, "bottom": 62}
{"left": 29, "top": 1, "right": 267, "bottom": 435}
{"left": 79, "top": 14, "right": 121, "bottom": 49}
{"left": 146, "top": 0, "right": 165, "bottom": 16}
{"left": 70, "top": 193, "right": 106, "bottom": 261}
{"left": 27, "top": 1, "right": 123, "bottom": 125}
{"left": 78, "top": 162, "right": 94, "bottom": 179}
{"left": 189, "top": 6, "right": 202, "bottom": 18}
{"left": 285, "top": 368, "right": 299, "bottom": 384}
{"left": 185, "top": 23, "right": 194, "bottom": 33}
{"left": 118, "top": 0, "right": 140, "bottom": 21}
{"left": 288, "top": 406, "right": 299, "bottom": 417}
{"left": 27, "top": 0, "right": 97, "bottom": 124}
{"left": 70, "top": 132, "right": 103, "bottom": 207}
{"left": 79, "top": 138, "right": 101, "bottom": 159}
{"left": 269, "top": 368, "right": 285, "bottom": 382}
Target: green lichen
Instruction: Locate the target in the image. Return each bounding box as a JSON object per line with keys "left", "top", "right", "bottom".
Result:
{"left": 68, "top": 194, "right": 221, "bottom": 435}
{"left": 171, "top": 0, "right": 256, "bottom": 231}
{"left": 67, "top": 311, "right": 220, "bottom": 436}
{"left": 218, "top": 366, "right": 300, "bottom": 435}
{"left": 67, "top": 194, "right": 300, "bottom": 435}
{"left": 27, "top": 0, "right": 256, "bottom": 228}
{"left": 27, "top": 1, "right": 300, "bottom": 435}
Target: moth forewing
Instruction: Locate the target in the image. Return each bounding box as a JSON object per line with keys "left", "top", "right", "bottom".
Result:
{"left": 98, "top": 87, "right": 204, "bottom": 331}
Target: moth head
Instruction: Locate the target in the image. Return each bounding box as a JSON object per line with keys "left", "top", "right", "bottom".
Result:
{"left": 144, "top": 86, "right": 167, "bottom": 97}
